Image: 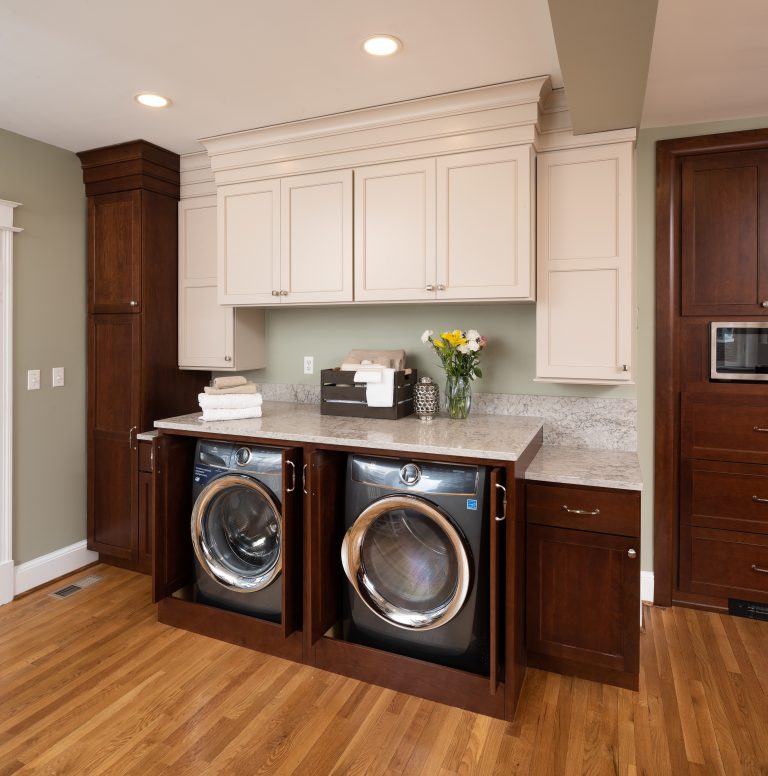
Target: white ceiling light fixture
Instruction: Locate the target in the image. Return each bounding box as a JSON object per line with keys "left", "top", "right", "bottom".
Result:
{"left": 134, "top": 92, "right": 172, "bottom": 109}
{"left": 362, "top": 35, "right": 402, "bottom": 57}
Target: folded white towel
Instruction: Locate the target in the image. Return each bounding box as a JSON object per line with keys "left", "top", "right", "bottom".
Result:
{"left": 203, "top": 382, "right": 258, "bottom": 395}
{"left": 352, "top": 368, "right": 383, "bottom": 383}
{"left": 212, "top": 375, "right": 248, "bottom": 389}
{"left": 198, "top": 392, "right": 263, "bottom": 410}
{"left": 200, "top": 406, "right": 263, "bottom": 422}
{"left": 366, "top": 368, "right": 395, "bottom": 408}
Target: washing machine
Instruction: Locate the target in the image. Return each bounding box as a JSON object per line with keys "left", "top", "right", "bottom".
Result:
{"left": 341, "top": 454, "right": 490, "bottom": 674}
{"left": 191, "top": 439, "right": 288, "bottom": 622}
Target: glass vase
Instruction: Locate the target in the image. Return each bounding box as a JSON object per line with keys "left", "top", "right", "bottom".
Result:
{"left": 444, "top": 375, "right": 471, "bottom": 419}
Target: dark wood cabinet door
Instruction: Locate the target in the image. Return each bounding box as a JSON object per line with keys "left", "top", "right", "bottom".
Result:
{"left": 137, "top": 471, "right": 153, "bottom": 573}
{"left": 87, "top": 315, "right": 141, "bottom": 560}
{"left": 281, "top": 447, "right": 303, "bottom": 638}
{"left": 681, "top": 149, "right": 768, "bottom": 316}
{"left": 88, "top": 191, "right": 142, "bottom": 313}
{"left": 526, "top": 524, "right": 639, "bottom": 686}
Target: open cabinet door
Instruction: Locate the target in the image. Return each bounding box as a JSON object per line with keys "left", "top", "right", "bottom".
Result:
{"left": 281, "top": 447, "right": 303, "bottom": 638}
{"left": 304, "top": 449, "right": 346, "bottom": 657}
{"left": 489, "top": 467, "right": 506, "bottom": 695}
{"left": 152, "top": 434, "right": 195, "bottom": 602}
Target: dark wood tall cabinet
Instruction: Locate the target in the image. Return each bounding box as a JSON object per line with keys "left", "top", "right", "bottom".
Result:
{"left": 79, "top": 141, "right": 200, "bottom": 573}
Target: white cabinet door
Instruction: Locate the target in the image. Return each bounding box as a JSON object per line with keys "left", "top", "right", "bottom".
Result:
{"left": 536, "top": 142, "right": 634, "bottom": 383}
{"left": 354, "top": 159, "right": 436, "bottom": 302}
{"left": 218, "top": 180, "right": 280, "bottom": 305}
{"left": 280, "top": 170, "right": 352, "bottom": 304}
{"left": 436, "top": 147, "right": 534, "bottom": 300}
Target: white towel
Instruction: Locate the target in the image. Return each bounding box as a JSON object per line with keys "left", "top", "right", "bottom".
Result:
{"left": 366, "top": 368, "right": 395, "bottom": 408}
{"left": 212, "top": 375, "right": 248, "bottom": 389}
{"left": 198, "top": 392, "right": 263, "bottom": 410}
{"left": 200, "top": 406, "right": 263, "bottom": 422}
{"left": 352, "top": 368, "right": 383, "bottom": 383}
{"left": 203, "top": 382, "right": 258, "bottom": 395}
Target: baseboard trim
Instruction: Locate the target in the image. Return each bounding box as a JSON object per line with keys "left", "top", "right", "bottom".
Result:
{"left": 0, "top": 559, "right": 13, "bottom": 605}
{"left": 641, "top": 570, "right": 654, "bottom": 604}
{"left": 14, "top": 541, "right": 99, "bottom": 596}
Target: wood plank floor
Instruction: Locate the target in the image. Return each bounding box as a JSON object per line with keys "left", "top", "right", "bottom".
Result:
{"left": 1, "top": 565, "right": 767, "bottom": 775}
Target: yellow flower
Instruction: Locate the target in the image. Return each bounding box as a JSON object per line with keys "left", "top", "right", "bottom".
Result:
{"left": 433, "top": 338, "right": 445, "bottom": 349}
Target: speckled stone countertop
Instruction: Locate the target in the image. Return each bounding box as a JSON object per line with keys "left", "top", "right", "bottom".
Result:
{"left": 155, "top": 402, "right": 544, "bottom": 462}
{"left": 525, "top": 446, "right": 642, "bottom": 491}
{"left": 136, "top": 430, "right": 158, "bottom": 441}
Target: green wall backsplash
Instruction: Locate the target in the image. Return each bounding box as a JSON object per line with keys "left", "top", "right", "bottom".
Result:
{"left": 235, "top": 303, "right": 636, "bottom": 399}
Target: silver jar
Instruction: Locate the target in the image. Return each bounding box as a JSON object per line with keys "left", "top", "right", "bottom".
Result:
{"left": 413, "top": 376, "right": 440, "bottom": 421}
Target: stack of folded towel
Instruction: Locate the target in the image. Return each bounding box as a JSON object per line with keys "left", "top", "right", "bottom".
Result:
{"left": 339, "top": 350, "right": 408, "bottom": 409}
{"left": 198, "top": 376, "right": 263, "bottom": 422}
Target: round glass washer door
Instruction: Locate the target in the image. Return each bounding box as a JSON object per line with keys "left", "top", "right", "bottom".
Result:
{"left": 191, "top": 474, "right": 282, "bottom": 592}
{"left": 341, "top": 494, "right": 472, "bottom": 631}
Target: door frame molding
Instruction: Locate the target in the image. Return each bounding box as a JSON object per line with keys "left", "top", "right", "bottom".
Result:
{"left": 0, "top": 200, "right": 22, "bottom": 605}
{"left": 654, "top": 129, "right": 768, "bottom": 606}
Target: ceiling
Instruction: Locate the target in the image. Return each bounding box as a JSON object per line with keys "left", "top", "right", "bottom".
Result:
{"left": 0, "top": 0, "right": 766, "bottom": 157}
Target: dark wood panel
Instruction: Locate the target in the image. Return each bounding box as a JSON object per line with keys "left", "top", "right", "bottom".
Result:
{"left": 488, "top": 467, "right": 503, "bottom": 696}
{"left": 137, "top": 471, "right": 153, "bottom": 574}
{"left": 526, "top": 524, "right": 639, "bottom": 689}
{"left": 682, "top": 392, "right": 768, "bottom": 464}
{"left": 682, "top": 458, "right": 768, "bottom": 534}
{"left": 138, "top": 440, "right": 153, "bottom": 473}
{"left": 88, "top": 191, "right": 141, "bottom": 313}
{"left": 281, "top": 447, "right": 303, "bottom": 638}
{"left": 527, "top": 481, "right": 640, "bottom": 537}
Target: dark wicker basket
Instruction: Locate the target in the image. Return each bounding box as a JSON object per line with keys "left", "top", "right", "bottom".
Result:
{"left": 320, "top": 368, "right": 417, "bottom": 419}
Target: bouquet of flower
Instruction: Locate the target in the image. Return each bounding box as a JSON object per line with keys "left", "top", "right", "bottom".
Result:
{"left": 421, "top": 328, "right": 487, "bottom": 379}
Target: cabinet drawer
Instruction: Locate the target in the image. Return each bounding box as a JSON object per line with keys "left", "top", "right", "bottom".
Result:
{"left": 526, "top": 482, "right": 640, "bottom": 537}
{"left": 138, "top": 440, "right": 154, "bottom": 473}
{"left": 680, "top": 525, "right": 768, "bottom": 601}
{"left": 682, "top": 459, "right": 768, "bottom": 534}
{"left": 682, "top": 393, "right": 768, "bottom": 464}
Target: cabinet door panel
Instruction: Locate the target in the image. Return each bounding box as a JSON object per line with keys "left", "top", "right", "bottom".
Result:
{"left": 437, "top": 147, "right": 533, "bottom": 300}
{"left": 137, "top": 471, "right": 153, "bottom": 572}
{"left": 180, "top": 197, "right": 217, "bottom": 281}
{"left": 354, "top": 159, "right": 436, "bottom": 301}
{"left": 179, "top": 284, "right": 233, "bottom": 369}
{"left": 89, "top": 191, "right": 141, "bottom": 313}
{"left": 281, "top": 170, "right": 352, "bottom": 303}
{"left": 218, "top": 180, "right": 280, "bottom": 304}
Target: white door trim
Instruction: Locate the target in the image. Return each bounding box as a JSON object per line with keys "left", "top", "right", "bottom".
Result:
{"left": 0, "top": 199, "right": 22, "bottom": 606}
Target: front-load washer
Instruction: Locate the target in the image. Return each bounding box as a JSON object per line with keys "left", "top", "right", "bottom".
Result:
{"left": 191, "top": 439, "right": 285, "bottom": 622}
{"left": 342, "top": 454, "right": 489, "bottom": 674}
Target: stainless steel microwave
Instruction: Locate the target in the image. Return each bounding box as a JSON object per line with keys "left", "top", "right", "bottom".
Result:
{"left": 711, "top": 322, "right": 768, "bottom": 381}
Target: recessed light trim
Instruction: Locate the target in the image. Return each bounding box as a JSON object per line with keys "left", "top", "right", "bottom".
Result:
{"left": 134, "top": 92, "right": 172, "bottom": 109}
{"left": 362, "top": 35, "right": 402, "bottom": 57}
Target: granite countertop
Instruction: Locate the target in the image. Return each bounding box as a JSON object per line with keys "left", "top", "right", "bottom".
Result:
{"left": 525, "top": 446, "right": 642, "bottom": 491}
{"left": 136, "top": 429, "right": 158, "bottom": 441}
{"left": 155, "top": 401, "right": 544, "bottom": 462}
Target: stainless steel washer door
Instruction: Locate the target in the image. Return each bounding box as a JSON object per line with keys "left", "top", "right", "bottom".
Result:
{"left": 341, "top": 495, "right": 471, "bottom": 630}
{"left": 192, "top": 474, "right": 282, "bottom": 592}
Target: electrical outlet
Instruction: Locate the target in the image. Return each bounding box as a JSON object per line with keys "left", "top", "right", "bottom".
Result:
{"left": 52, "top": 367, "right": 65, "bottom": 387}
{"left": 27, "top": 369, "right": 40, "bottom": 390}
{"left": 303, "top": 356, "right": 314, "bottom": 375}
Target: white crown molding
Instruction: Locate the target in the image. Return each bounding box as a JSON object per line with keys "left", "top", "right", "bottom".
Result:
{"left": 180, "top": 152, "right": 216, "bottom": 199}
{"left": 14, "top": 540, "right": 98, "bottom": 595}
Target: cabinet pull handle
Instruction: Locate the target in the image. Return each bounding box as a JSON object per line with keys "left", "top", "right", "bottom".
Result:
{"left": 753, "top": 495, "right": 768, "bottom": 504}
{"left": 437, "top": 284, "right": 446, "bottom": 291}
{"left": 271, "top": 290, "right": 279, "bottom": 296}
{"left": 280, "top": 290, "right": 288, "bottom": 296}
{"left": 302, "top": 464, "right": 308, "bottom": 495}
{"left": 494, "top": 483, "right": 507, "bottom": 522}
{"left": 754, "top": 426, "right": 768, "bottom": 433}
{"left": 128, "top": 425, "right": 137, "bottom": 449}
{"left": 627, "top": 548, "right": 637, "bottom": 559}
{"left": 129, "top": 300, "right": 138, "bottom": 307}
{"left": 562, "top": 505, "right": 600, "bottom": 516}
{"left": 425, "top": 284, "right": 434, "bottom": 292}
{"left": 752, "top": 564, "right": 768, "bottom": 574}
{"left": 224, "top": 356, "right": 232, "bottom": 362}
{"left": 285, "top": 460, "right": 296, "bottom": 492}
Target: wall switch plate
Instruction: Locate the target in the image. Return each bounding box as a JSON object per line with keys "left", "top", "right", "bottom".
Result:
{"left": 52, "top": 367, "right": 65, "bottom": 387}
{"left": 303, "top": 356, "right": 314, "bottom": 375}
{"left": 27, "top": 369, "right": 40, "bottom": 390}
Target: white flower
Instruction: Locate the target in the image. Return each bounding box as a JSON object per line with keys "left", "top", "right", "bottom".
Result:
{"left": 467, "top": 340, "right": 480, "bottom": 352}
{"left": 458, "top": 343, "right": 470, "bottom": 354}
{"left": 466, "top": 329, "right": 480, "bottom": 341}
{"left": 420, "top": 329, "right": 433, "bottom": 343}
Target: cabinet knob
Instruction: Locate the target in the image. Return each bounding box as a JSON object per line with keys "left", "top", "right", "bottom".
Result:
{"left": 437, "top": 284, "right": 446, "bottom": 291}
{"left": 761, "top": 301, "right": 768, "bottom": 308}
{"left": 425, "top": 284, "right": 434, "bottom": 292}
{"left": 224, "top": 356, "right": 232, "bottom": 362}
{"left": 621, "top": 364, "right": 629, "bottom": 372}
{"left": 271, "top": 290, "right": 279, "bottom": 297}
{"left": 129, "top": 300, "right": 138, "bottom": 307}
{"left": 627, "top": 548, "right": 637, "bottom": 559}
{"left": 280, "top": 290, "right": 288, "bottom": 296}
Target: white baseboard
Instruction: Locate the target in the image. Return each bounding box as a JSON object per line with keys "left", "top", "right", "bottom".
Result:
{"left": 641, "top": 570, "right": 654, "bottom": 604}
{"left": 14, "top": 540, "right": 99, "bottom": 596}
{"left": 0, "top": 559, "right": 13, "bottom": 605}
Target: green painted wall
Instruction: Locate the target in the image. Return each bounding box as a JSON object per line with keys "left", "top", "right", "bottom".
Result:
{"left": 1, "top": 128, "right": 87, "bottom": 564}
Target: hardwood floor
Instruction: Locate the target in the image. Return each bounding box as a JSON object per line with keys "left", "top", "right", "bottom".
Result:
{"left": 1, "top": 564, "right": 767, "bottom": 775}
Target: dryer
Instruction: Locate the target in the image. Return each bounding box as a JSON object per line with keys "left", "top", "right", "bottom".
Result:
{"left": 342, "top": 454, "right": 489, "bottom": 674}
{"left": 191, "top": 439, "right": 288, "bottom": 622}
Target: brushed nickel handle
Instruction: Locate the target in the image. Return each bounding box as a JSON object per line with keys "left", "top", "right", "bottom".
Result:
{"left": 622, "top": 364, "right": 629, "bottom": 372}
{"left": 302, "top": 464, "right": 308, "bottom": 495}
{"left": 129, "top": 300, "right": 138, "bottom": 307}
{"left": 285, "top": 460, "right": 296, "bottom": 493}
{"left": 753, "top": 495, "right": 768, "bottom": 504}
{"left": 280, "top": 290, "right": 288, "bottom": 296}
{"left": 754, "top": 426, "right": 768, "bottom": 433}
{"left": 494, "top": 483, "right": 507, "bottom": 522}
{"left": 437, "top": 284, "right": 446, "bottom": 291}
{"left": 224, "top": 355, "right": 232, "bottom": 362}
{"left": 271, "top": 290, "right": 279, "bottom": 296}
{"left": 627, "top": 548, "right": 637, "bottom": 559}
{"left": 562, "top": 505, "right": 600, "bottom": 516}
{"left": 425, "top": 284, "right": 434, "bottom": 292}
{"left": 752, "top": 564, "right": 768, "bottom": 574}
{"left": 761, "top": 301, "right": 768, "bottom": 308}
{"left": 128, "top": 425, "right": 137, "bottom": 449}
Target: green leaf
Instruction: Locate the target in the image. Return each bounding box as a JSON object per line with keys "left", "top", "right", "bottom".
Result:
{"left": 475, "top": 368, "right": 483, "bottom": 378}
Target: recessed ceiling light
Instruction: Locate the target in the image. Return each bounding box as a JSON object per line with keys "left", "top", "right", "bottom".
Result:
{"left": 134, "top": 93, "right": 172, "bottom": 109}
{"left": 362, "top": 35, "right": 402, "bottom": 57}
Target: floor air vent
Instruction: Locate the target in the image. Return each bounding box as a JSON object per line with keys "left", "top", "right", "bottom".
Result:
{"left": 728, "top": 598, "right": 768, "bottom": 622}
{"left": 49, "top": 574, "right": 104, "bottom": 600}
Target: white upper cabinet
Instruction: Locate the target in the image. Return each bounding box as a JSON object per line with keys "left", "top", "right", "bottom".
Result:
{"left": 354, "top": 159, "right": 436, "bottom": 302}
{"left": 436, "top": 147, "right": 534, "bottom": 301}
{"left": 535, "top": 142, "right": 634, "bottom": 383}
